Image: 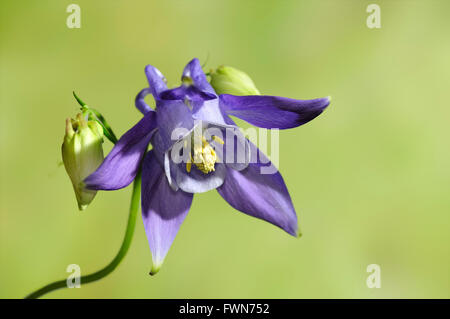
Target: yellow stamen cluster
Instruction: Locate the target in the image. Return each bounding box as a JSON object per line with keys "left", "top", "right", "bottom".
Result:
{"left": 186, "top": 137, "right": 218, "bottom": 174}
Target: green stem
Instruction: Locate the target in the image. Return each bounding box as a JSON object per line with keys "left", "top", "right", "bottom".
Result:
{"left": 72, "top": 91, "right": 87, "bottom": 107}
{"left": 25, "top": 170, "right": 142, "bottom": 299}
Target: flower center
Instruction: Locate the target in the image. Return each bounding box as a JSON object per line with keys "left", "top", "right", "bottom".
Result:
{"left": 186, "top": 136, "right": 224, "bottom": 174}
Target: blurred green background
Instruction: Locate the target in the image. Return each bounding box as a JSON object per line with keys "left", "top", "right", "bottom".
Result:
{"left": 1, "top": 0, "right": 449, "bottom": 298}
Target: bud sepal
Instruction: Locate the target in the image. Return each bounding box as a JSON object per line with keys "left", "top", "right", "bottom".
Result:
{"left": 62, "top": 113, "right": 104, "bottom": 210}
{"left": 209, "top": 65, "right": 260, "bottom": 96}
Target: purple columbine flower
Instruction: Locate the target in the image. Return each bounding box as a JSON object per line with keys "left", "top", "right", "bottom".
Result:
{"left": 84, "top": 58, "right": 330, "bottom": 274}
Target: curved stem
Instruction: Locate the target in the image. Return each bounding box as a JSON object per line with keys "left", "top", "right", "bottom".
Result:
{"left": 25, "top": 170, "right": 142, "bottom": 299}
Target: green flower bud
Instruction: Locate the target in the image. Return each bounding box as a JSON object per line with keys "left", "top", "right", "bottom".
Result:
{"left": 62, "top": 113, "right": 104, "bottom": 211}
{"left": 209, "top": 65, "right": 261, "bottom": 96}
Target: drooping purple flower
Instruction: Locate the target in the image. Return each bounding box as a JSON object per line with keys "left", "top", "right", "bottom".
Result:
{"left": 84, "top": 58, "right": 330, "bottom": 274}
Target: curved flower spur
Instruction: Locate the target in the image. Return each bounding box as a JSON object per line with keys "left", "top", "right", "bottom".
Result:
{"left": 84, "top": 58, "right": 330, "bottom": 274}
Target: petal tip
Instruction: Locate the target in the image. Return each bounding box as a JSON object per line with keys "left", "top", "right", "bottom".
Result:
{"left": 322, "top": 96, "right": 331, "bottom": 109}
{"left": 149, "top": 264, "right": 161, "bottom": 276}
{"left": 286, "top": 220, "right": 300, "bottom": 238}
{"left": 144, "top": 64, "right": 154, "bottom": 72}
{"left": 82, "top": 176, "right": 100, "bottom": 191}
{"left": 188, "top": 57, "right": 200, "bottom": 66}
